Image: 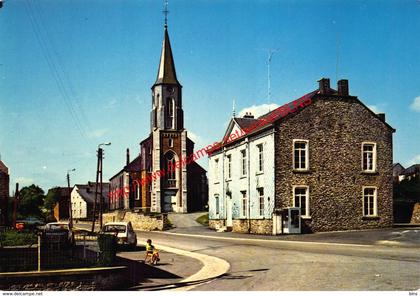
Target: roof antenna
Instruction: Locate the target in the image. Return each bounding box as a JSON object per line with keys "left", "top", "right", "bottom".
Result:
{"left": 163, "top": 0, "right": 169, "bottom": 28}
{"left": 259, "top": 48, "right": 279, "bottom": 112}
{"left": 232, "top": 99, "right": 236, "bottom": 117}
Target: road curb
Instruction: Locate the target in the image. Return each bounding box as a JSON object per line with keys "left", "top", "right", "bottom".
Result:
{"left": 152, "top": 243, "right": 230, "bottom": 291}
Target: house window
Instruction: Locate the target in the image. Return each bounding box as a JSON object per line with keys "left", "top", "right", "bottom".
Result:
{"left": 363, "top": 187, "right": 377, "bottom": 216}
{"left": 169, "top": 138, "right": 173, "bottom": 148}
{"left": 258, "top": 188, "right": 264, "bottom": 216}
{"left": 257, "top": 144, "right": 264, "bottom": 172}
{"left": 215, "top": 194, "right": 220, "bottom": 215}
{"left": 241, "top": 149, "right": 247, "bottom": 176}
{"left": 226, "top": 155, "right": 232, "bottom": 179}
{"left": 362, "top": 143, "right": 377, "bottom": 172}
{"left": 241, "top": 191, "right": 247, "bottom": 217}
{"left": 293, "top": 140, "right": 309, "bottom": 170}
{"left": 293, "top": 186, "right": 309, "bottom": 217}
{"left": 214, "top": 158, "right": 219, "bottom": 182}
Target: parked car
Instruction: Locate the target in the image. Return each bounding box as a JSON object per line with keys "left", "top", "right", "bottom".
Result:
{"left": 15, "top": 217, "right": 45, "bottom": 231}
{"left": 102, "top": 222, "right": 137, "bottom": 249}
{"left": 43, "top": 222, "right": 75, "bottom": 248}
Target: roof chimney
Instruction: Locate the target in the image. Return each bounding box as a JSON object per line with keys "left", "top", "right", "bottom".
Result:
{"left": 126, "top": 148, "right": 130, "bottom": 166}
{"left": 318, "top": 78, "right": 330, "bottom": 94}
{"left": 243, "top": 112, "right": 254, "bottom": 119}
{"left": 337, "top": 79, "right": 349, "bottom": 96}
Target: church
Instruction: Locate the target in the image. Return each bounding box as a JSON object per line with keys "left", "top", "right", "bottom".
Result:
{"left": 108, "top": 22, "right": 207, "bottom": 214}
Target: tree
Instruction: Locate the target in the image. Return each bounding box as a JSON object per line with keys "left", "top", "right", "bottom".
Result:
{"left": 17, "top": 184, "right": 45, "bottom": 219}
{"left": 44, "top": 187, "right": 61, "bottom": 214}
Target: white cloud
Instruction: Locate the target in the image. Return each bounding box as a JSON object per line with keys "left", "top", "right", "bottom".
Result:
{"left": 15, "top": 177, "right": 34, "bottom": 186}
{"left": 407, "top": 154, "right": 420, "bottom": 166}
{"left": 188, "top": 130, "right": 200, "bottom": 143}
{"left": 87, "top": 128, "right": 108, "bottom": 139}
{"left": 367, "top": 105, "right": 383, "bottom": 114}
{"left": 409, "top": 96, "right": 420, "bottom": 112}
{"left": 238, "top": 103, "right": 279, "bottom": 118}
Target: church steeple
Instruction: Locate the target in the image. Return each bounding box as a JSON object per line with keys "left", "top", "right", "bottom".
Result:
{"left": 154, "top": 27, "right": 180, "bottom": 86}
{"left": 150, "top": 16, "right": 184, "bottom": 132}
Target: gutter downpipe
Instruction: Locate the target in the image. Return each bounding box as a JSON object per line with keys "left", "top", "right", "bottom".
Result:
{"left": 247, "top": 138, "right": 251, "bottom": 234}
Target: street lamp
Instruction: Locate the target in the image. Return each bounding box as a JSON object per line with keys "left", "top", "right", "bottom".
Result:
{"left": 67, "top": 168, "right": 76, "bottom": 229}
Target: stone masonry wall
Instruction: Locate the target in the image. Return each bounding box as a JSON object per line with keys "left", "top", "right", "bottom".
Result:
{"left": 103, "top": 211, "right": 168, "bottom": 231}
{"left": 274, "top": 95, "right": 394, "bottom": 232}
{"left": 0, "top": 171, "right": 9, "bottom": 226}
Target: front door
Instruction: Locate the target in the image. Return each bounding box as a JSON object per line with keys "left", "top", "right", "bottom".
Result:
{"left": 226, "top": 196, "right": 233, "bottom": 228}
{"left": 163, "top": 192, "right": 175, "bottom": 212}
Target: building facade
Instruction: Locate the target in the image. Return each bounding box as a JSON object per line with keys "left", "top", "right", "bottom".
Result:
{"left": 0, "top": 160, "right": 9, "bottom": 226}
{"left": 209, "top": 78, "right": 395, "bottom": 234}
{"left": 51, "top": 187, "right": 71, "bottom": 222}
{"left": 72, "top": 182, "right": 110, "bottom": 219}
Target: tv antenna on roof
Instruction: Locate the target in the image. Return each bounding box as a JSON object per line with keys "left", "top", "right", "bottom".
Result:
{"left": 266, "top": 48, "right": 279, "bottom": 106}
{"left": 163, "top": 0, "right": 169, "bottom": 28}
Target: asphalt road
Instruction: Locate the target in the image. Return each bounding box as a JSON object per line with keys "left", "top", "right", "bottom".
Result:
{"left": 139, "top": 229, "right": 420, "bottom": 291}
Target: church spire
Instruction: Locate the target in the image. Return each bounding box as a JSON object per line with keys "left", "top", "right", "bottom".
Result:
{"left": 154, "top": 1, "right": 180, "bottom": 86}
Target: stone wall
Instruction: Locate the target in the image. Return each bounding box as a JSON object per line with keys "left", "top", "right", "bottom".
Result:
{"left": 103, "top": 211, "right": 169, "bottom": 231}
{"left": 210, "top": 219, "right": 272, "bottom": 235}
{"left": 274, "top": 93, "right": 394, "bottom": 232}
{"left": 209, "top": 219, "right": 225, "bottom": 231}
{"left": 232, "top": 219, "right": 273, "bottom": 234}
{"left": 0, "top": 266, "right": 128, "bottom": 291}
{"left": 410, "top": 203, "right": 420, "bottom": 224}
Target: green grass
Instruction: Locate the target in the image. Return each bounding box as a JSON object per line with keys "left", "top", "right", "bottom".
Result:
{"left": 195, "top": 214, "right": 209, "bottom": 226}
{"left": 0, "top": 230, "right": 37, "bottom": 247}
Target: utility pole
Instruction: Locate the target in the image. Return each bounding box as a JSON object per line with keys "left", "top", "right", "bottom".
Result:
{"left": 67, "top": 168, "right": 75, "bottom": 229}
{"left": 91, "top": 142, "right": 111, "bottom": 232}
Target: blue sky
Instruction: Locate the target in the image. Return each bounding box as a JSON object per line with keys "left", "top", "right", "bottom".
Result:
{"left": 0, "top": 0, "right": 419, "bottom": 193}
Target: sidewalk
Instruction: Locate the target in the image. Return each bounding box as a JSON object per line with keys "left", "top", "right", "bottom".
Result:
{"left": 166, "top": 225, "right": 420, "bottom": 248}
{"left": 116, "top": 247, "right": 203, "bottom": 290}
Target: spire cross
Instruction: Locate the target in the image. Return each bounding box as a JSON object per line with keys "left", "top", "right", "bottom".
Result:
{"left": 163, "top": 0, "right": 169, "bottom": 28}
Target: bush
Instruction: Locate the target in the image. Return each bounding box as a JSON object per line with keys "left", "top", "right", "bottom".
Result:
{"left": 0, "top": 230, "right": 37, "bottom": 247}
{"left": 196, "top": 214, "right": 209, "bottom": 226}
{"left": 97, "top": 233, "right": 117, "bottom": 266}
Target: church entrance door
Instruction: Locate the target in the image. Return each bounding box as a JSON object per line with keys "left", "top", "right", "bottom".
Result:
{"left": 163, "top": 191, "right": 176, "bottom": 212}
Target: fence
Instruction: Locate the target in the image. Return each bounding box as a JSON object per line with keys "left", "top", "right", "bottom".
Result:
{"left": 0, "top": 232, "right": 99, "bottom": 272}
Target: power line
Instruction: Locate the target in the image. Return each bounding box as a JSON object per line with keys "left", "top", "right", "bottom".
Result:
{"left": 24, "top": 0, "right": 91, "bottom": 144}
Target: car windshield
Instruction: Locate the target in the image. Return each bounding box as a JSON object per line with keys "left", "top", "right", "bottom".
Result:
{"left": 103, "top": 225, "right": 126, "bottom": 233}
{"left": 46, "top": 224, "right": 69, "bottom": 231}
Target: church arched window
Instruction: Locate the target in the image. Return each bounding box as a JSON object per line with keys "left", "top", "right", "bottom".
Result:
{"left": 165, "top": 152, "right": 176, "bottom": 180}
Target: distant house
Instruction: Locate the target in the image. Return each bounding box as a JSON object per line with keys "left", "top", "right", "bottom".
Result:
{"left": 0, "top": 160, "right": 9, "bottom": 226}
{"left": 51, "top": 187, "right": 71, "bottom": 222}
{"left": 109, "top": 149, "right": 142, "bottom": 211}
{"left": 393, "top": 163, "right": 420, "bottom": 183}
{"left": 393, "top": 163, "right": 405, "bottom": 182}
{"left": 402, "top": 164, "right": 420, "bottom": 181}
{"left": 71, "top": 182, "right": 110, "bottom": 219}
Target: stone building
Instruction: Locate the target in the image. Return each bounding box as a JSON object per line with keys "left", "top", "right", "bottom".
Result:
{"left": 108, "top": 23, "right": 207, "bottom": 213}
{"left": 209, "top": 78, "right": 395, "bottom": 234}
{"left": 0, "top": 160, "right": 9, "bottom": 226}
